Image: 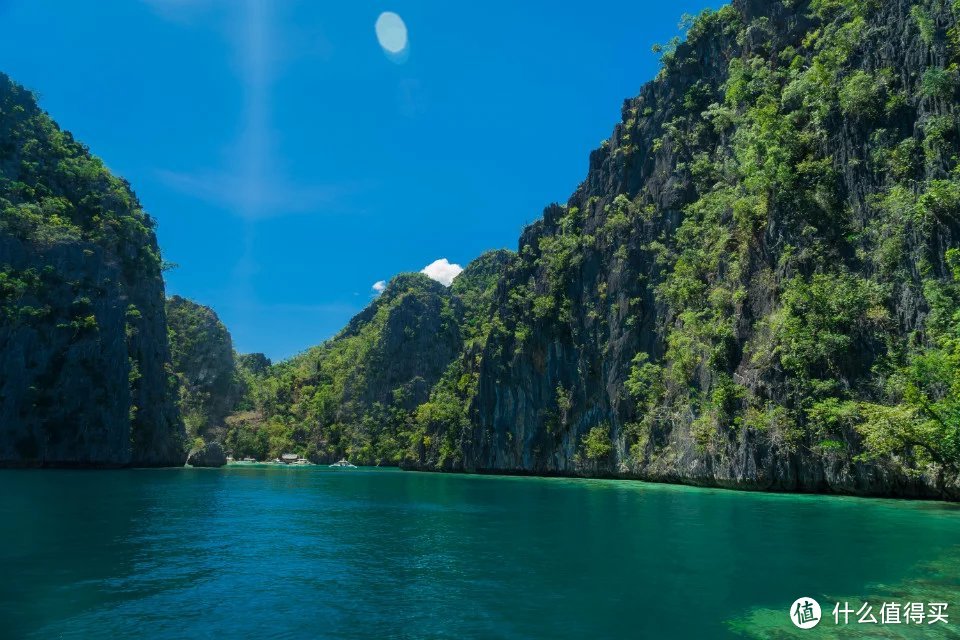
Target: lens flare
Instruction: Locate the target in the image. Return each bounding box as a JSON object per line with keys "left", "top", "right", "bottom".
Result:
{"left": 375, "top": 11, "right": 408, "bottom": 55}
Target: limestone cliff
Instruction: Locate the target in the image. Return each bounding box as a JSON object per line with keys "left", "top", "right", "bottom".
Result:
{"left": 0, "top": 73, "right": 185, "bottom": 467}
{"left": 166, "top": 295, "right": 239, "bottom": 444}
{"left": 410, "top": 0, "right": 960, "bottom": 499}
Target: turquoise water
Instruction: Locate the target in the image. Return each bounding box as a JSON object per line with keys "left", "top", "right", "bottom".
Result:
{"left": 1, "top": 467, "right": 958, "bottom": 639}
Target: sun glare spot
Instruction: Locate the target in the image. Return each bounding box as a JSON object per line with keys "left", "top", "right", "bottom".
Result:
{"left": 375, "top": 11, "right": 408, "bottom": 58}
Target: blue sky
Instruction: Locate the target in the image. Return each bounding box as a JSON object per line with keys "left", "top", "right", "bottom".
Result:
{"left": 0, "top": 0, "right": 718, "bottom": 360}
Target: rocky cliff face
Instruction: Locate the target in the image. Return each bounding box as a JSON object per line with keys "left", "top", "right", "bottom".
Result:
{"left": 407, "top": 0, "right": 960, "bottom": 498}
{"left": 338, "top": 274, "right": 463, "bottom": 414}
{"left": 166, "top": 296, "right": 239, "bottom": 443}
{"left": 0, "top": 73, "right": 185, "bottom": 467}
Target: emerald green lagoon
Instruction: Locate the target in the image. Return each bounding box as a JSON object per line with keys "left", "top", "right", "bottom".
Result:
{"left": 1, "top": 467, "right": 958, "bottom": 639}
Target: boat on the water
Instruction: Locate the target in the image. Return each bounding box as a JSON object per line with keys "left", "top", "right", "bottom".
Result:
{"left": 329, "top": 459, "right": 357, "bottom": 468}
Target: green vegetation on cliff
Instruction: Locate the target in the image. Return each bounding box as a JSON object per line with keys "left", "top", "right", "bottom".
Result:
{"left": 634, "top": 0, "right": 960, "bottom": 493}
{"left": 0, "top": 72, "right": 184, "bottom": 466}
{"left": 444, "top": 0, "right": 960, "bottom": 496}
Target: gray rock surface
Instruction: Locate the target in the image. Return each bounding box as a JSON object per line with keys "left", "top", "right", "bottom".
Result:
{"left": 188, "top": 441, "right": 227, "bottom": 468}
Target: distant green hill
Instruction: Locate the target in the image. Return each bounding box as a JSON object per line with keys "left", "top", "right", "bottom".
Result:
{"left": 226, "top": 250, "right": 513, "bottom": 464}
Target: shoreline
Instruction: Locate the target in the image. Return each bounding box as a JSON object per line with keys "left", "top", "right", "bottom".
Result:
{"left": 401, "top": 465, "right": 960, "bottom": 504}
{"left": 3, "top": 459, "right": 955, "bottom": 503}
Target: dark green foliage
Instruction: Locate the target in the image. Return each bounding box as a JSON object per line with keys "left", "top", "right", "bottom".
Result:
{"left": 809, "top": 249, "right": 960, "bottom": 487}
{"left": 839, "top": 70, "right": 888, "bottom": 118}
{"left": 450, "top": 249, "right": 514, "bottom": 344}
{"left": 579, "top": 424, "right": 613, "bottom": 462}
{"left": 761, "top": 273, "right": 888, "bottom": 398}
{"left": 237, "top": 352, "right": 271, "bottom": 375}
{"left": 921, "top": 65, "right": 958, "bottom": 99}
{"left": 605, "top": 0, "right": 959, "bottom": 488}
{"left": 0, "top": 76, "right": 161, "bottom": 275}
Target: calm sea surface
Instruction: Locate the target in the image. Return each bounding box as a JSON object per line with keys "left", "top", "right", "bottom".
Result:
{"left": 1, "top": 466, "right": 959, "bottom": 639}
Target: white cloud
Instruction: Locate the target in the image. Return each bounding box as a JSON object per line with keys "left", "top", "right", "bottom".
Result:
{"left": 372, "top": 280, "right": 387, "bottom": 294}
{"left": 421, "top": 258, "right": 463, "bottom": 287}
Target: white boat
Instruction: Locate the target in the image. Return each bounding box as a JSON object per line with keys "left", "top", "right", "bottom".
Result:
{"left": 329, "top": 459, "right": 357, "bottom": 468}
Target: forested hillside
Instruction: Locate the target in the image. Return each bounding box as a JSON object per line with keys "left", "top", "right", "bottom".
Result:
{"left": 225, "top": 250, "right": 512, "bottom": 464}
{"left": 0, "top": 73, "right": 185, "bottom": 466}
